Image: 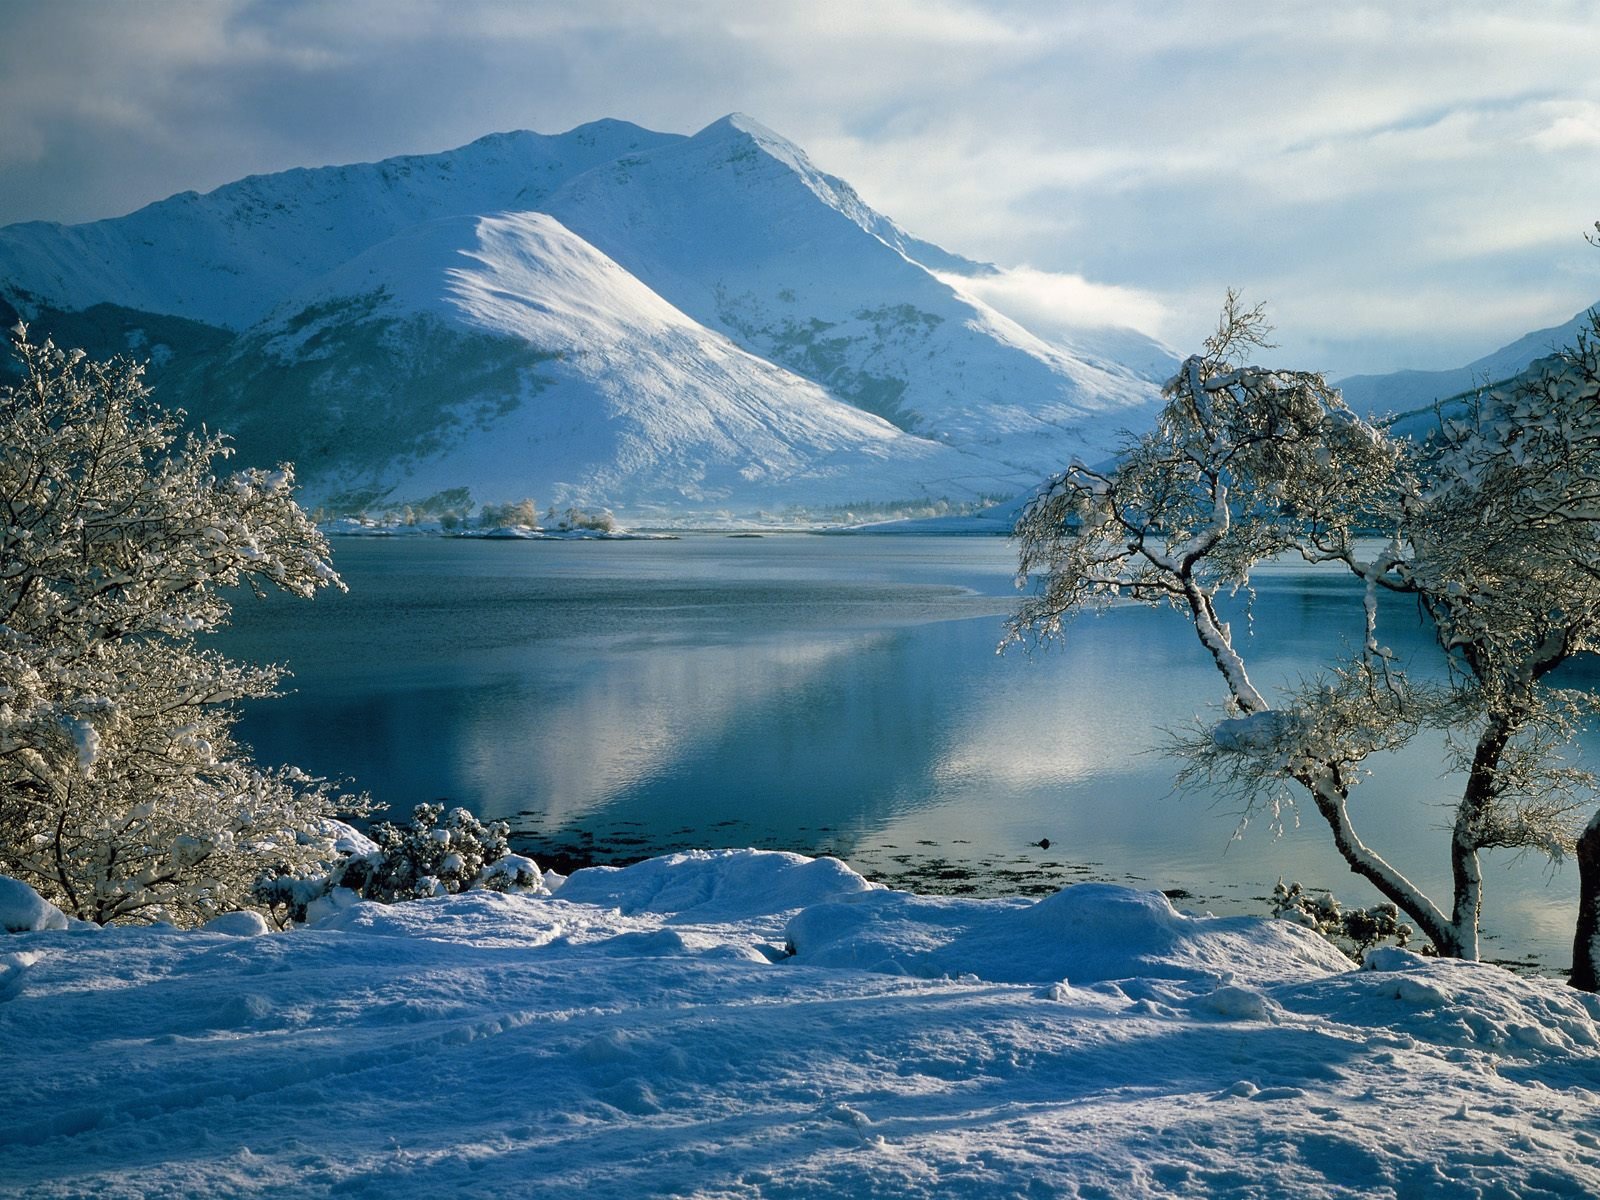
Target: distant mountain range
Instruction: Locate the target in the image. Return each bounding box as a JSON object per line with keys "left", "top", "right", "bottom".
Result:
{"left": 0, "top": 114, "right": 1176, "bottom": 525}
{"left": 1337, "top": 306, "right": 1597, "bottom": 418}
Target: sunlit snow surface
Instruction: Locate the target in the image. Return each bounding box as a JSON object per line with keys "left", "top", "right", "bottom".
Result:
{"left": 4, "top": 851, "right": 1600, "bottom": 1198}
{"left": 0, "top": 116, "right": 1169, "bottom": 521}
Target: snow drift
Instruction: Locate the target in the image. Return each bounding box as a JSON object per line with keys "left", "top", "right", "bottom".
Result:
{"left": 3, "top": 850, "right": 1598, "bottom": 1198}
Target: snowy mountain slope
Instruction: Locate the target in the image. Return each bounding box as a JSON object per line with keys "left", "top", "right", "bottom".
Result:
{"left": 0, "top": 120, "right": 675, "bottom": 331}
{"left": 197, "top": 211, "right": 1007, "bottom": 517}
{"left": 0, "top": 114, "right": 1171, "bottom": 520}
{"left": 1338, "top": 304, "right": 1597, "bottom": 416}
{"left": 543, "top": 115, "right": 1165, "bottom": 468}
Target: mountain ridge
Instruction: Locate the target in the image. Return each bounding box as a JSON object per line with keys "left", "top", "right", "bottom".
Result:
{"left": 1337, "top": 305, "right": 1598, "bottom": 416}
{"left": 0, "top": 114, "right": 1172, "bottom": 524}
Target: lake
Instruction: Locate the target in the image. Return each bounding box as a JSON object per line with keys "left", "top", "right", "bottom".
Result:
{"left": 218, "top": 534, "right": 1591, "bottom": 971}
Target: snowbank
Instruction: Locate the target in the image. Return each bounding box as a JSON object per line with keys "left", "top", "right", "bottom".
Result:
{"left": 555, "top": 848, "right": 878, "bottom": 923}
{"left": 3, "top": 851, "right": 1598, "bottom": 1198}
{"left": 786, "top": 881, "right": 1352, "bottom": 986}
{"left": 0, "top": 875, "right": 69, "bottom": 933}
{"left": 200, "top": 910, "right": 271, "bottom": 937}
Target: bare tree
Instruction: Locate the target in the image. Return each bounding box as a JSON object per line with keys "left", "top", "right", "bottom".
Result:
{"left": 1009, "top": 293, "right": 1600, "bottom": 967}
{"left": 0, "top": 328, "right": 361, "bottom": 925}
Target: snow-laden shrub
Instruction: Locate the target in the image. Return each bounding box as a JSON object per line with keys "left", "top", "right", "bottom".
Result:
{"left": 0, "top": 329, "right": 363, "bottom": 927}
{"left": 478, "top": 498, "right": 540, "bottom": 530}
{"left": 1272, "top": 879, "right": 1414, "bottom": 963}
{"left": 0, "top": 875, "right": 70, "bottom": 933}
{"left": 343, "top": 803, "right": 516, "bottom": 899}
{"left": 479, "top": 852, "right": 543, "bottom": 891}
{"left": 254, "top": 804, "right": 542, "bottom": 924}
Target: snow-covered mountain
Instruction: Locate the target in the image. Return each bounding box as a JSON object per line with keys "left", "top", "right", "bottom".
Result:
{"left": 0, "top": 115, "right": 1172, "bottom": 523}
{"left": 541, "top": 116, "right": 1162, "bottom": 448}
{"left": 1338, "top": 305, "right": 1597, "bottom": 418}
{"left": 211, "top": 212, "right": 976, "bottom": 517}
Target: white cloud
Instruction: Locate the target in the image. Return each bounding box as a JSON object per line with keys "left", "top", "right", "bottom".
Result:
{"left": 939, "top": 266, "right": 1171, "bottom": 339}
{"left": 1528, "top": 101, "right": 1600, "bottom": 152}
{"left": 5, "top": 0, "right": 1600, "bottom": 374}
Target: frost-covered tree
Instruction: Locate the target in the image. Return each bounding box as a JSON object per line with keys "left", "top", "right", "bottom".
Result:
{"left": 478, "top": 498, "right": 540, "bottom": 529}
{"left": 545, "top": 504, "right": 618, "bottom": 534}
{"left": 0, "top": 327, "right": 360, "bottom": 925}
{"left": 1009, "top": 294, "right": 1600, "bottom": 965}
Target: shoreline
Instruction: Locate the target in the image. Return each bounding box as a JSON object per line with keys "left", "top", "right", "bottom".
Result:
{"left": 510, "top": 833, "right": 1555, "bottom": 977}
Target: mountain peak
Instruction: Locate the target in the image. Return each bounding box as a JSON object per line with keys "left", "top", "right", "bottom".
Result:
{"left": 675, "top": 114, "right": 989, "bottom": 279}
{"left": 459, "top": 119, "right": 671, "bottom": 163}
{"left": 693, "top": 113, "right": 809, "bottom": 166}
{"left": 699, "top": 112, "right": 785, "bottom": 141}
{"left": 0, "top": 115, "right": 1165, "bottom": 523}
{"left": 553, "top": 116, "right": 666, "bottom": 149}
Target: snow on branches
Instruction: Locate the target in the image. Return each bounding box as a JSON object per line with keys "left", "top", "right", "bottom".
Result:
{"left": 254, "top": 803, "right": 544, "bottom": 926}
{"left": 0, "top": 326, "right": 363, "bottom": 926}
{"left": 1010, "top": 296, "right": 1600, "bottom": 973}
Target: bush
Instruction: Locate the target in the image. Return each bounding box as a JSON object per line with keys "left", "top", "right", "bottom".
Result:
{"left": 478, "top": 498, "right": 540, "bottom": 529}
{"left": 254, "top": 803, "right": 542, "bottom": 924}
{"left": 545, "top": 504, "right": 616, "bottom": 533}
{"left": 1272, "top": 879, "right": 1414, "bottom": 963}
{"left": 0, "top": 328, "right": 360, "bottom": 926}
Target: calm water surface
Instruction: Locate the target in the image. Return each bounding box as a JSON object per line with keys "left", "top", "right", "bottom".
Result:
{"left": 219, "top": 534, "right": 1592, "bottom": 971}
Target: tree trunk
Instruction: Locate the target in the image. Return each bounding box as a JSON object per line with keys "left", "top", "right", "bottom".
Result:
{"left": 1447, "top": 718, "right": 1514, "bottom": 963}
{"left": 1448, "top": 839, "right": 1481, "bottom": 962}
{"left": 1571, "top": 810, "right": 1600, "bottom": 992}
{"left": 1302, "top": 770, "right": 1462, "bottom": 957}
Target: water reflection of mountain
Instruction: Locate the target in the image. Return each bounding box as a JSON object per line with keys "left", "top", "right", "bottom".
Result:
{"left": 513, "top": 617, "right": 1002, "bottom": 857}
{"left": 223, "top": 536, "right": 1017, "bottom": 849}
{"left": 221, "top": 536, "right": 1587, "bottom": 970}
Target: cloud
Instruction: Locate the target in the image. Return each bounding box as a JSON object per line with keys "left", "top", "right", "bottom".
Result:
{"left": 4, "top": 0, "right": 1600, "bottom": 375}
{"left": 939, "top": 266, "right": 1171, "bottom": 339}
{"left": 1528, "top": 100, "right": 1600, "bottom": 152}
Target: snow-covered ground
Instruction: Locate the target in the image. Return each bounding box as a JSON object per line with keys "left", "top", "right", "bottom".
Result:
{"left": 4, "top": 850, "right": 1599, "bottom": 1198}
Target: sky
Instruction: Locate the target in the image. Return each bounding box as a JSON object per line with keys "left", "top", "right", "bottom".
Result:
{"left": 4, "top": 1, "right": 1600, "bottom": 377}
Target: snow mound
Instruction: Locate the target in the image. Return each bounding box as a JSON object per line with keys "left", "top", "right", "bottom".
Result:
{"left": 307, "top": 887, "right": 560, "bottom": 943}
{"left": 556, "top": 849, "right": 879, "bottom": 922}
{"left": 0, "top": 876, "right": 69, "bottom": 933}
{"left": 201, "top": 911, "right": 271, "bottom": 937}
{"left": 304, "top": 878, "right": 773, "bottom": 961}
{"left": 3, "top": 850, "right": 1599, "bottom": 1197}
{"left": 786, "top": 881, "right": 1352, "bottom": 986}
{"left": 1274, "top": 947, "right": 1600, "bottom": 1066}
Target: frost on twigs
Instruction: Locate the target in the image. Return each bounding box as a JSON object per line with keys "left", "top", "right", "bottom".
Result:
{"left": 1009, "top": 294, "right": 1600, "bottom": 970}
{"left": 0, "top": 328, "right": 363, "bottom": 927}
